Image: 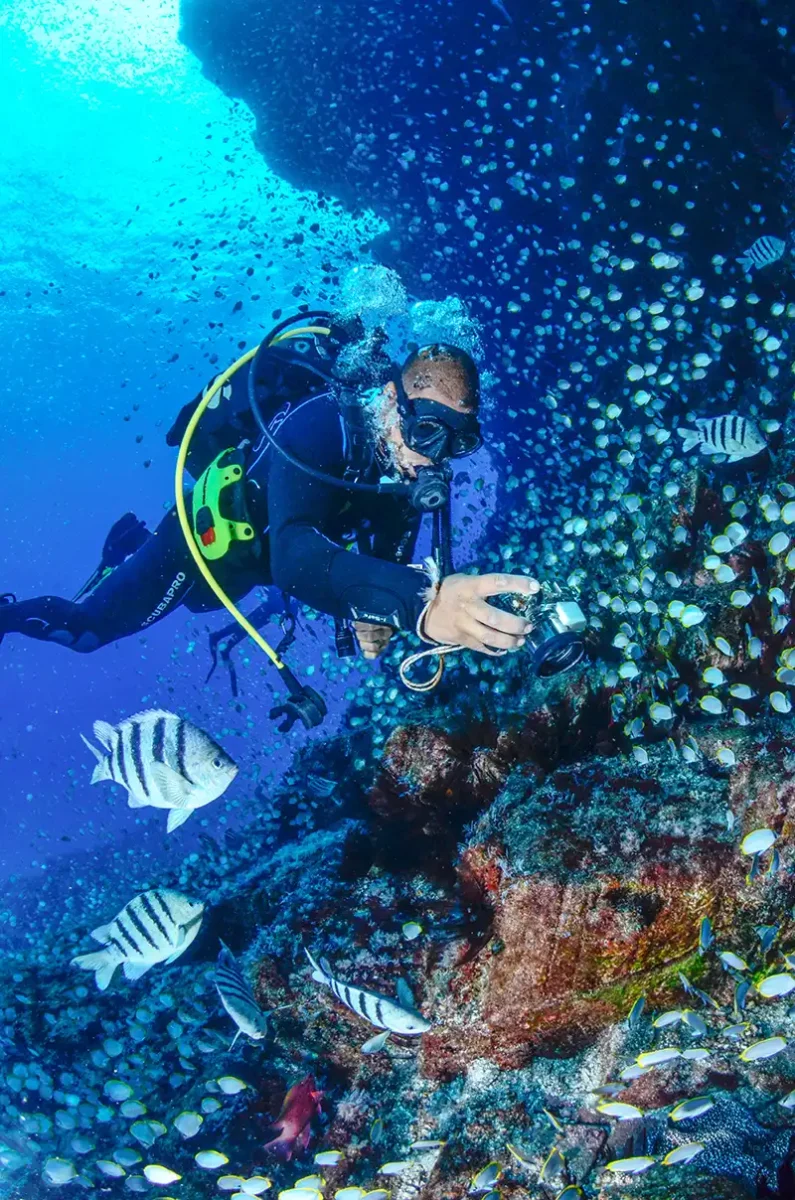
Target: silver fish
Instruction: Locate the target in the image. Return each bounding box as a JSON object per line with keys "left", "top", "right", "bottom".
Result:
{"left": 737, "top": 235, "right": 786, "bottom": 272}
{"left": 71, "top": 890, "right": 204, "bottom": 991}
{"left": 304, "top": 948, "right": 431, "bottom": 1035}
{"left": 81, "top": 710, "right": 237, "bottom": 833}
{"left": 215, "top": 942, "right": 271, "bottom": 1048}
{"left": 677, "top": 415, "right": 766, "bottom": 464}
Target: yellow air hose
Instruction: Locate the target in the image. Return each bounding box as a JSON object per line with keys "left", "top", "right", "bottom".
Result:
{"left": 173, "top": 347, "right": 288, "bottom": 668}
{"left": 174, "top": 326, "right": 331, "bottom": 672}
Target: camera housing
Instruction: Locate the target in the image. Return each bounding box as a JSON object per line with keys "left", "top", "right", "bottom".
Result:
{"left": 494, "top": 584, "right": 588, "bottom": 678}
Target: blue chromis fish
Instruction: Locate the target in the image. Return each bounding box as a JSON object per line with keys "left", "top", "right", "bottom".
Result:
{"left": 81, "top": 710, "right": 237, "bottom": 833}
{"left": 71, "top": 890, "right": 204, "bottom": 990}
{"left": 304, "top": 949, "right": 431, "bottom": 1035}
{"left": 214, "top": 942, "right": 272, "bottom": 1048}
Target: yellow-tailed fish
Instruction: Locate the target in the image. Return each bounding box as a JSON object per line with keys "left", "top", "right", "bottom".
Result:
{"left": 314, "top": 1153, "right": 344, "bottom": 1168}
{"left": 740, "top": 1036, "right": 787, "bottom": 1062}
{"left": 195, "top": 1150, "right": 231, "bottom": 1170}
{"left": 597, "top": 1101, "right": 644, "bottom": 1120}
{"left": 539, "top": 1147, "right": 565, "bottom": 1182}
{"left": 662, "top": 1143, "right": 705, "bottom": 1166}
{"left": 241, "top": 1180, "right": 273, "bottom": 1196}
{"left": 505, "top": 1143, "right": 533, "bottom": 1166}
{"left": 470, "top": 1162, "right": 503, "bottom": 1192}
{"left": 605, "top": 1156, "right": 656, "bottom": 1174}
{"left": 637, "top": 1048, "right": 682, "bottom": 1068}
{"left": 378, "top": 1163, "right": 411, "bottom": 1177}
{"left": 756, "top": 973, "right": 795, "bottom": 998}
{"left": 144, "top": 1166, "right": 182, "bottom": 1186}
{"left": 669, "top": 1096, "right": 714, "bottom": 1122}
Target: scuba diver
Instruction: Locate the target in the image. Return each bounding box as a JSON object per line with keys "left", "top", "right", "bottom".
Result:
{"left": 0, "top": 310, "right": 540, "bottom": 730}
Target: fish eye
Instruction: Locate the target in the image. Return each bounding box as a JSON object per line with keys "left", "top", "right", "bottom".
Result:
{"left": 212, "top": 757, "right": 224, "bottom": 769}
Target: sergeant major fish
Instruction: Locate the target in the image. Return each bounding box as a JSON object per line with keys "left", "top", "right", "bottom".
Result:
{"left": 71, "top": 889, "right": 204, "bottom": 990}
{"left": 215, "top": 941, "right": 272, "bottom": 1048}
{"left": 737, "top": 235, "right": 787, "bottom": 273}
{"left": 304, "top": 948, "right": 431, "bottom": 1035}
{"left": 81, "top": 710, "right": 237, "bottom": 833}
{"left": 677, "top": 415, "right": 766, "bottom": 464}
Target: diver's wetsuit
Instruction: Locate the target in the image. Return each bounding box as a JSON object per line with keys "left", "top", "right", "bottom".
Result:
{"left": 0, "top": 382, "right": 428, "bottom": 653}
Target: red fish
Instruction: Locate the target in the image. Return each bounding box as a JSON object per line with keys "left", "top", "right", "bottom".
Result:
{"left": 264, "top": 1075, "right": 323, "bottom": 1161}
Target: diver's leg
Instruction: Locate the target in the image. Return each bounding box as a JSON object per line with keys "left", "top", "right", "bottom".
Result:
{"left": 0, "top": 509, "right": 196, "bottom": 653}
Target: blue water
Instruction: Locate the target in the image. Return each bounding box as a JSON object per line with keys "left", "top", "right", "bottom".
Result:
{"left": 0, "top": 1, "right": 393, "bottom": 882}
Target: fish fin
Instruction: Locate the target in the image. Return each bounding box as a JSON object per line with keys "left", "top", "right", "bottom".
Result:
{"left": 165, "top": 928, "right": 189, "bottom": 963}
{"left": 72, "top": 951, "right": 117, "bottom": 992}
{"left": 149, "top": 762, "right": 193, "bottom": 808}
{"left": 726, "top": 453, "right": 744, "bottom": 463}
{"left": 80, "top": 734, "right": 112, "bottom": 783}
{"left": 320, "top": 956, "right": 334, "bottom": 977}
{"left": 90, "top": 923, "right": 113, "bottom": 944}
{"left": 166, "top": 807, "right": 194, "bottom": 834}
{"left": 698, "top": 441, "right": 715, "bottom": 456}
{"left": 304, "top": 946, "right": 329, "bottom": 984}
{"left": 229, "top": 1029, "right": 243, "bottom": 1051}
{"left": 123, "top": 960, "right": 155, "bottom": 981}
{"left": 396, "top": 978, "right": 416, "bottom": 1010}
{"left": 676, "top": 428, "right": 702, "bottom": 453}
{"left": 92, "top": 720, "right": 116, "bottom": 751}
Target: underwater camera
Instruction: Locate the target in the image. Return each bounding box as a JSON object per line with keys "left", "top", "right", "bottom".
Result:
{"left": 494, "top": 583, "right": 588, "bottom": 678}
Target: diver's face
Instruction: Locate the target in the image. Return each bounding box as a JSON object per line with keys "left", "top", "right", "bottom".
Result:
{"left": 381, "top": 382, "right": 478, "bottom": 478}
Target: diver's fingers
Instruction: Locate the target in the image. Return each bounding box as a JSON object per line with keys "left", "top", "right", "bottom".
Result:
{"left": 354, "top": 621, "right": 394, "bottom": 659}
{"left": 466, "top": 597, "right": 530, "bottom": 638}
{"left": 458, "top": 615, "right": 522, "bottom": 655}
{"left": 474, "top": 573, "right": 541, "bottom": 598}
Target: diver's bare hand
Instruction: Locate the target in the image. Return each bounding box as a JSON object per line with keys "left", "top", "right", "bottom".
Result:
{"left": 422, "top": 573, "right": 540, "bottom": 655}
{"left": 354, "top": 620, "right": 395, "bottom": 661}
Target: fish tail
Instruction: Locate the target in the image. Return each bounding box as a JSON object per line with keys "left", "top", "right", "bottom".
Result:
{"left": 71, "top": 950, "right": 117, "bottom": 992}
{"left": 263, "top": 1125, "right": 295, "bottom": 1161}
{"left": 736, "top": 253, "right": 753, "bottom": 272}
{"left": 303, "top": 946, "right": 328, "bottom": 984}
{"left": 80, "top": 734, "right": 111, "bottom": 783}
{"left": 676, "top": 428, "right": 702, "bottom": 453}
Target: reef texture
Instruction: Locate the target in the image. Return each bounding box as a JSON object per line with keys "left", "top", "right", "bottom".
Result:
{"left": 4, "top": 664, "right": 795, "bottom": 1199}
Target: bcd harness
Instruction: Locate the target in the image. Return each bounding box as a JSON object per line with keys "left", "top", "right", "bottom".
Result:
{"left": 175, "top": 327, "right": 331, "bottom": 735}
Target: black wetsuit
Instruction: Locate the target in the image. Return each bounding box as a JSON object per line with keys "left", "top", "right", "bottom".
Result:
{"left": 1, "top": 364, "right": 428, "bottom": 654}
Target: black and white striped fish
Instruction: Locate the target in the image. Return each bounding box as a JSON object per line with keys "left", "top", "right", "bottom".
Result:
{"left": 215, "top": 942, "right": 272, "bottom": 1048}
{"left": 677, "top": 414, "right": 766, "bottom": 463}
{"left": 737, "top": 235, "right": 787, "bottom": 273}
{"left": 81, "top": 710, "right": 237, "bottom": 833}
{"left": 71, "top": 889, "right": 204, "bottom": 991}
{"left": 304, "top": 948, "right": 431, "bottom": 1036}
